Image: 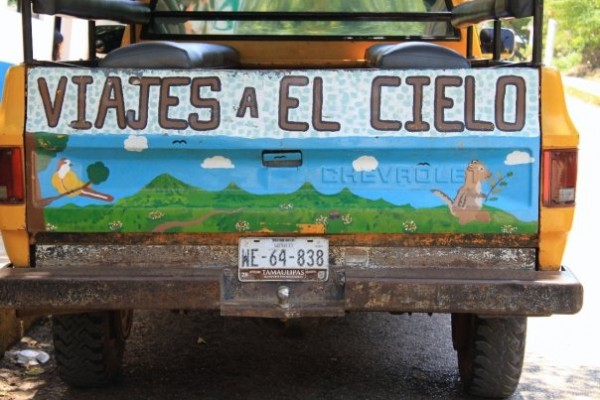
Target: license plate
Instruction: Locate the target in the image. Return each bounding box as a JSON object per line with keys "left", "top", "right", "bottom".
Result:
{"left": 238, "top": 237, "right": 329, "bottom": 282}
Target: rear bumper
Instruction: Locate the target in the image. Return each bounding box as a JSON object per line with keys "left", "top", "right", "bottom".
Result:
{"left": 0, "top": 264, "right": 583, "bottom": 318}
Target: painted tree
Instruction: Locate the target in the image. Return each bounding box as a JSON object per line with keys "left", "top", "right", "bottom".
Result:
{"left": 87, "top": 162, "right": 111, "bottom": 186}
{"left": 485, "top": 171, "right": 514, "bottom": 203}
{"left": 34, "top": 133, "right": 69, "bottom": 172}
{"left": 41, "top": 160, "right": 113, "bottom": 206}
{"left": 27, "top": 133, "right": 70, "bottom": 229}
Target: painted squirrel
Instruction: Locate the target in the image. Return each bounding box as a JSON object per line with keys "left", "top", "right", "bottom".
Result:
{"left": 431, "top": 160, "right": 491, "bottom": 225}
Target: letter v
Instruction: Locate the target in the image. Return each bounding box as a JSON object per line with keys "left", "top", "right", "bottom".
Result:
{"left": 37, "top": 76, "right": 67, "bottom": 128}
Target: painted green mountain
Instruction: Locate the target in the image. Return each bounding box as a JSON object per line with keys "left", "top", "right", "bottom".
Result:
{"left": 116, "top": 174, "right": 394, "bottom": 210}
{"left": 44, "top": 174, "right": 538, "bottom": 234}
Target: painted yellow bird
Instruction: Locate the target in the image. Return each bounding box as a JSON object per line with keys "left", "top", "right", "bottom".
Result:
{"left": 51, "top": 158, "right": 113, "bottom": 202}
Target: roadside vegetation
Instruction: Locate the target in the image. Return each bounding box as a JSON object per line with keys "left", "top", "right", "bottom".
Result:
{"left": 499, "top": 0, "right": 599, "bottom": 78}
{"left": 546, "top": 0, "right": 600, "bottom": 77}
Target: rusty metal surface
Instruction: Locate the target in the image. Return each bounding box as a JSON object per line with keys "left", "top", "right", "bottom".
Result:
{"left": 33, "top": 232, "right": 539, "bottom": 248}
{"left": 34, "top": 244, "right": 239, "bottom": 268}
{"left": 344, "top": 268, "right": 583, "bottom": 316}
{"left": 0, "top": 266, "right": 221, "bottom": 312}
{"left": 0, "top": 264, "right": 582, "bottom": 317}
{"left": 34, "top": 244, "right": 536, "bottom": 270}
{"left": 221, "top": 267, "right": 346, "bottom": 319}
{"left": 335, "top": 246, "right": 535, "bottom": 270}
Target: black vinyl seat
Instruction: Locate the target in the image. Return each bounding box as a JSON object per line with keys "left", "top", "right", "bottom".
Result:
{"left": 366, "top": 42, "right": 470, "bottom": 69}
{"left": 99, "top": 41, "right": 239, "bottom": 68}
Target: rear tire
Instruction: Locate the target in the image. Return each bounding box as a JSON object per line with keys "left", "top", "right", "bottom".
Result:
{"left": 52, "top": 310, "right": 133, "bottom": 387}
{"left": 452, "top": 314, "right": 527, "bottom": 398}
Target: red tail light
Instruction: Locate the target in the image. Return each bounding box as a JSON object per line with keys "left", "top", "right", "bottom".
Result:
{"left": 0, "top": 147, "right": 24, "bottom": 204}
{"left": 542, "top": 149, "right": 577, "bottom": 207}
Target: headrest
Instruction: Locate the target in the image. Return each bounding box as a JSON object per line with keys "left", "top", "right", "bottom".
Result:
{"left": 366, "top": 42, "right": 470, "bottom": 69}
{"left": 99, "top": 42, "right": 239, "bottom": 69}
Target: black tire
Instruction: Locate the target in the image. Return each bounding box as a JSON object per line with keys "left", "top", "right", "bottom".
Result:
{"left": 52, "top": 310, "right": 133, "bottom": 387}
{"left": 452, "top": 314, "right": 527, "bottom": 398}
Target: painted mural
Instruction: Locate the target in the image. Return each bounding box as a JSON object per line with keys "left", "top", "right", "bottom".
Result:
{"left": 26, "top": 67, "right": 540, "bottom": 234}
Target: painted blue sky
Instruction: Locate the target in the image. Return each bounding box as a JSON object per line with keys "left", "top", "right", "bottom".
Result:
{"left": 37, "top": 134, "right": 540, "bottom": 222}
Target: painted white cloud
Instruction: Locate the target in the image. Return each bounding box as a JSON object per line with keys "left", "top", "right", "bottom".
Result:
{"left": 353, "top": 156, "right": 379, "bottom": 172}
{"left": 201, "top": 156, "right": 235, "bottom": 169}
{"left": 124, "top": 135, "right": 148, "bottom": 152}
{"left": 505, "top": 151, "right": 535, "bottom": 165}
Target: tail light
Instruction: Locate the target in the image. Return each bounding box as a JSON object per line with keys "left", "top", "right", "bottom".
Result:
{"left": 542, "top": 149, "right": 577, "bottom": 207}
{"left": 0, "top": 147, "right": 24, "bottom": 204}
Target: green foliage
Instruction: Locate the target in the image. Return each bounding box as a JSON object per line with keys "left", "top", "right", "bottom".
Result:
{"left": 238, "top": 0, "right": 421, "bottom": 12}
{"left": 485, "top": 171, "right": 513, "bottom": 203}
{"left": 554, "top": 51, "right": 582, "bottom": 71}
{"left": 34, "top": 133, "right": 69, "bottom": 172}
{"left": 234, "top": 0, "right": 427, "bottom": 36}
{"left": 546, "top": 0, "right": 600, "bottom": 69}
{"left": 86, "top": 162, "right": 110, "bottom": 185}
{"left": 481, "top": 1, "right": 598, "bottom": 70}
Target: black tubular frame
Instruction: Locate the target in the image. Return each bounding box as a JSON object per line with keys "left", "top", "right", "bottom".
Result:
{"left": 493, "top": 19, "right": 502, "bottom": 60}
{"left": 486, "top": 0, "right": 543, "bottom": 65}
{"left": 144, "top": 10, "right": 459, "bottom": 41}
{"left": 21, "top": 0, "right": 33, "bottom": 64}
{"left": 148, "top": 11, "right": 454, "bottom": 21}
{"left": 19, "top": 0, "right": 545, "bottom": 64}
{"left": 532, "top": 0, "right": 543, "bottom": 65}
{"left": 466, "top": 26, "right": 474, "bottom": 59}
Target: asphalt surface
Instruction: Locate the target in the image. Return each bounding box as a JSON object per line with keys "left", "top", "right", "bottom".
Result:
{"left": 1, "top": 307, "right": 598, "bottom": 400}
{"left": 0, "top": 242, "right": 7, "bottom": 266}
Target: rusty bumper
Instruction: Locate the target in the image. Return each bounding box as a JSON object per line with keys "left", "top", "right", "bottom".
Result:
{"left": 0, "top": 265, "right": 583, "bottom": 318}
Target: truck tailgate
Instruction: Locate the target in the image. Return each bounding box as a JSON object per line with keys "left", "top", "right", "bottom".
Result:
{"left": 25, "top": 67, "right": 540, "bottom": 237}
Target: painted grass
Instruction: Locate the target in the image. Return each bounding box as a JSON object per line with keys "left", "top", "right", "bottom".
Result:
{"left": 44, "top": 174, "right": 537, "bottom": 234}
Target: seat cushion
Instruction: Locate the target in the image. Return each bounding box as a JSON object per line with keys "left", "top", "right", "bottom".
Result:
{"left": 366, "top": 42, "right": 470, "bottom": 69}
{"left": 99, "top": 41, "right": 239, "bottom": 68}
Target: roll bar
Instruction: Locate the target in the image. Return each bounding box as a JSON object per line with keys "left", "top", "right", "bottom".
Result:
{"left": 31, "top": 0, "right": 150, "bottom": 24}
{"left": 451, "top": 0, "right": 534, "bottom": 28}
{"left": 20, "top": 0, "right": 543, "bottom": 65}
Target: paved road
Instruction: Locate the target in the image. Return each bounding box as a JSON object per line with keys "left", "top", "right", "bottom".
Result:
{"left": 0, "top": 95, "right": 599, "bottom": 399}
{"left": 563, "top": 76, "right": 600, "bottom": 103}
{"left": 0, "top": 241, "right": 7, "bottom": 266}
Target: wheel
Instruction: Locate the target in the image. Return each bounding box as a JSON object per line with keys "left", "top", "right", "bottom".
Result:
{"left": 451, "top": 313, "right": 527, "bottom": 398}
{"left": 52, "top": 310, "right": 133, "bottom": 387}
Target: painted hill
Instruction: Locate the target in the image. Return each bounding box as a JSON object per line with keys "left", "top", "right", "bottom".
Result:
{"left": 116, "top": 174, "right": 403, "bottom": 210}
{"left": 116, "top": 174, "right": 207, "bottom": 207}
{"left": 44, "top": 173, "right": 537, "bottom": 234}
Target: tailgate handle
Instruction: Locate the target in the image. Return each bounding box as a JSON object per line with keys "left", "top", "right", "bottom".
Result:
{"left": 262, "top": 150, "right": 302, "bottom": 167}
